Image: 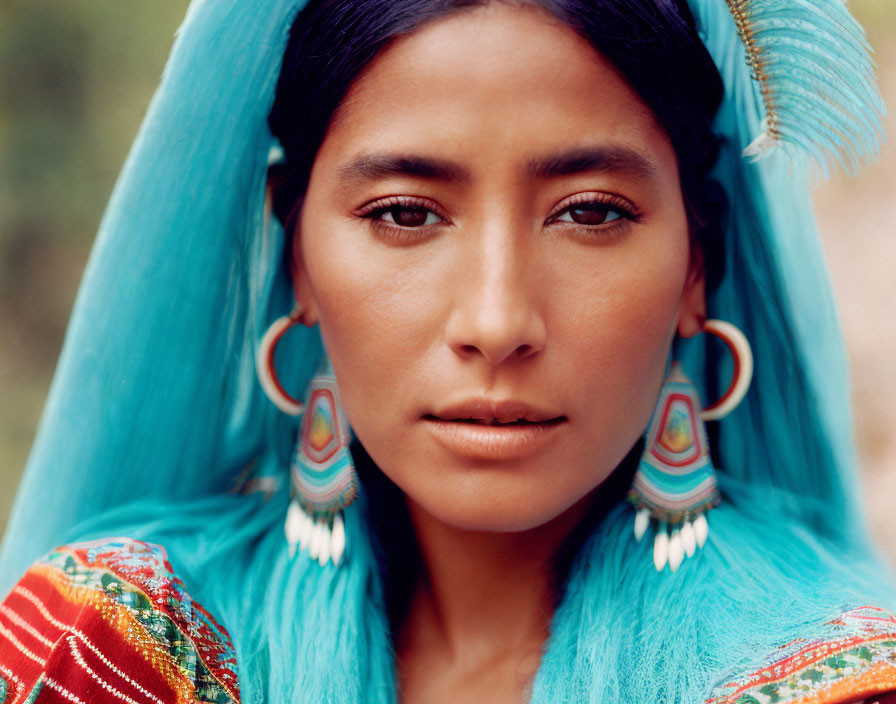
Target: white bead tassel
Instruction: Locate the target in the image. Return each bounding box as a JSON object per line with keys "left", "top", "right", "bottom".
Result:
{"left": 285, "top": 499, "right": 348, "bottom": 567}
{"left": 693, "top": 513, "right": 709, "bottom": 549}
{"left": 653, "top": 522, "right": 669, "bottom": 571}
{"left": 680, "top": 519, "right": 696, "bottom": 557}
{"left": 635, "top": 508, "right": 713, "bottom": 572}
{"left": 633, "top": 509, "right": 650, "bottom": 542}
{"left": 331, "top": 514, "right": 346, "bottom": 567}
{"left": 667, "top": 528, "right": 684, "bottom": 573}
{"left": 285, "top": 499, "right": 303, "bottom": 558}
{"left": 299, "top": 511, "right": 313, "bottom": 552}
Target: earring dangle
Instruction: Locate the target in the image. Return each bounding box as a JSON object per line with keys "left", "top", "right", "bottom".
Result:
{"left": 286, "top": 355, "right": 358, "bottom": 567}
{"left": 627, "top": 319, "right": 753, "bottom": 573}
{"left": 255, "top": 304, "right": 359, "bottom": 567}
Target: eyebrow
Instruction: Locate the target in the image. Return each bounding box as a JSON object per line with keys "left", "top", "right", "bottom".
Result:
{"left": 528, "top": 145, "right": 658, "bottom": 181}
{"left": 337, "top": 145, "right": 658, "bottom": 186}
{"left": 338, "top": 154, "right": 470, "bottom": 185}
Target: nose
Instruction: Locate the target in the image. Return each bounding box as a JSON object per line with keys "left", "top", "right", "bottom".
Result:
{"left": 444, "top": 230, "right": 547, "bottom": 366}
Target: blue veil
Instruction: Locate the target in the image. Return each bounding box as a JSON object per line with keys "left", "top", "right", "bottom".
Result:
{"left": 1, "top": 0, "right": 894, "bottom": 701}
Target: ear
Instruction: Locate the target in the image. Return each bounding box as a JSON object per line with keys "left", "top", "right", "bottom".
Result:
{"left": 289, "top": 239, "right": 320, "bottom": 328}
{"left": 266, "top": 170, "right": 320, "bottom": 329}
{"left": 676, "top": 246, "right": 707, "bottom": 338}
{"left": 286, "top": 213, "right": 321, "bottom": 328}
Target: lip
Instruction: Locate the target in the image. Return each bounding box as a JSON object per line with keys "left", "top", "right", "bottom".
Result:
{"left": 423, "top": 398, "right": 567, "bottom": 461}
{"left": 423, "top": 418, "right": 566, "bottom": 461}
{"left": 429, "top": 398, "right": 564, "bottom": 424}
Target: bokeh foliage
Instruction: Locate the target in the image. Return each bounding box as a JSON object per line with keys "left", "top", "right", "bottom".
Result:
{"left": 0, "top": 1, "right": 189, "bottom": 524}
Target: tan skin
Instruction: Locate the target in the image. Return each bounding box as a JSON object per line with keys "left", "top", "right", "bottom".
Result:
{"left": 287, "top": 3, "right": 702, "bottom": 702}
{"left": 278, "top": 3, "right": 887, "bottom": 704}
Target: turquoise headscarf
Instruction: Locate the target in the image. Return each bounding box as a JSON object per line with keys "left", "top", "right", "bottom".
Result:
{"left": 1, "top": 0, "right": 894, "bottom": 701}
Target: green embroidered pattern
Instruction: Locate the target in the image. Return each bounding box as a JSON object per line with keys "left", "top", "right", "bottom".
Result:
{"left": 39, "top": 540, "right": 239, "bottom": 704}
{"left": 708, "top": 607, "right": 896, "bottom": 704}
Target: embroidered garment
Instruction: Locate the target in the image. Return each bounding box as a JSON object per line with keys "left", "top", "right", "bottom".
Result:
{"left": 1, "top": 0, "right": 894, "bottom": 700}
{"left": 708, "top": 606, "right": 896, "bottom": 704}
{"left": 2, "top": 538, "right": 896, "bottom": 704}
{"left": 0, "top": 538, "right": 239, "bottom": 704}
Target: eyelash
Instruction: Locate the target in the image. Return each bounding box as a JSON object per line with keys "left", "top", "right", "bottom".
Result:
{"left": 546, "top": 193, "right": 640, "bottom": 234}
{"left": 357, "top": 192, "right": 640, "bottom": 241}
{"left": 357, "top": 195, "right": 448, "bottom": 242}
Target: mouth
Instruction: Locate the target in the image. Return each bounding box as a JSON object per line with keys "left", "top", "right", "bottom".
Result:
{"left": 421, "top": 416, "right": 567, "bottom": 461}
{"left": 422, "top": 415, "right": 566, "bottom": 426}
{"left": 426, "top": 398, "right": 566, "bottom": 426}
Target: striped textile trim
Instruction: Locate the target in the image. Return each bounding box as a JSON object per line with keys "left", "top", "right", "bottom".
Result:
{"left": 707, "top": 606, "right": 896, "bottom": 703}
{"left": 11, "top": 585, "right": 167, "bottom": 704}
{"left": 0, "top": 537, "right": 241, "bottom": 704}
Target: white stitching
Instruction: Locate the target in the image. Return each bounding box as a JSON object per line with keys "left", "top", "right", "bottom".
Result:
{"left": 0, "top": 618, "right": 45, "bottom": 666}
{"left": 43, "top": 675, "right": 87, "bottom": 703}
{"left": 13, "top": 586, "right": 166, "bottom": 704}
{"left": 0, "top": 604, "right": 55, "bottom": 648}
{"left": 65, "top": 634, "right": 151, "bottom": 704}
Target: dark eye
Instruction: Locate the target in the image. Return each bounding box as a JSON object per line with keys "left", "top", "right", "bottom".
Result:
{"left": 376, "top": 205, "right": 442, "bottom": 227}
{"left": 554, "top": 203, "right": 623, "bottom": 226}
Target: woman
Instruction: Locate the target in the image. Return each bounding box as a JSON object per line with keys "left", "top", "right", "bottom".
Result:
{"left": 0, "top": 0, "right": 894, "bottom": 702}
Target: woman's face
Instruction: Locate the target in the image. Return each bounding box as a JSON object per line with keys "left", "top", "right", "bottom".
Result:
{"left": 292, "top": 2, "right": 705, "bottom": 532}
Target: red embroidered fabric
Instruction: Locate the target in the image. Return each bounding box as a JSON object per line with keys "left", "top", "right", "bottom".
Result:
{"left": 707, "top": 606, "right": 896, "bottom": 704}
{"left": 0, "top": 538, "right": 239, "bottom": 704}
{"left": 3, "top": 537, "right": 894, "bottom": 704}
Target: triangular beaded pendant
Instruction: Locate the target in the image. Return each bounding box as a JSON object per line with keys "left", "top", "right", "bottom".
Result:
{"left": 628, "top": 363, "right": 721, "bottom": 572}
{"left": 285, "top": 356, "right": 358, "bottom": 567}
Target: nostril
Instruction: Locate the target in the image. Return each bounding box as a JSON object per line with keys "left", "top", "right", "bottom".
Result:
{"left": 444, "top": 304, "right": 547, "bottom": 366}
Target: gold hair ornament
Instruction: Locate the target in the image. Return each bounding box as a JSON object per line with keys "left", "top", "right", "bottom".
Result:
{"left": 722, "top": 0, "right": 884, "bottom": 175}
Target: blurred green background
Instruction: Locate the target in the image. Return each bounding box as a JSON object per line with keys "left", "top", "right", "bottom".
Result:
{"left": 1, "top": 1, "right": 895, "bottom": 562}
{"left": 0, "top": 0, "right": 191, "bottom": 525}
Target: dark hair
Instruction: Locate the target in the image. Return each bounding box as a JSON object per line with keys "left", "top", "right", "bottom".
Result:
{"left": 268, "top": 0, "right": 728, "bottom": 632}
{"left": 268, "top": 0, "right": 727, "bottom": 289}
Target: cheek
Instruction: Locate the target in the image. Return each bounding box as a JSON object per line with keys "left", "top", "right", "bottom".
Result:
{"left": 571, "top": 249, "right": 686, "bottom": 385}
{"left": 295, "top": 219, "right": 439, "bottom": 424}
{"left": 297, "top": 203, "right": 692, "bottom": 531}
{"left": 545, "top": 230, "right": 691, "bottom": 460}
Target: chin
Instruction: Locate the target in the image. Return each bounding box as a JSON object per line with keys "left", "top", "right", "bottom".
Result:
{"left": 353, "top": 424, "right": 615, "bottom": 533}
{"left": 407, "top": 469, "right": 595, "bottom": 533}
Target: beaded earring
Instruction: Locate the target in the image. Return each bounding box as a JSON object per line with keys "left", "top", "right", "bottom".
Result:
{"left": 284, "top": 355, "right": 358, "bottom": 567}
{"left": 627, "top": 319, "right": 753, "bottom": 572}
{"left": 256, "top": 304, "right": 358, "bottom": 567}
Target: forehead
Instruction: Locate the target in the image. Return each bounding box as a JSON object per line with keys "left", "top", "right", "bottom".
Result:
{"left": 316, "top": 2, "right": 674, "bottom": 178}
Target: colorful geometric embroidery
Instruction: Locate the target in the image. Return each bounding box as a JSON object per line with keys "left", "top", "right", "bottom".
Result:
{"left": 0, "top": 537, "right": 240, "bottom": 704}
{"left": 628, "top": 363, "right": 721, "bottom": 523}
{"left": 707, "top": 606, "right": 896, "bottom": 704}
{"left": 292, "top": 370, "right": 358, "bottom": 519}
